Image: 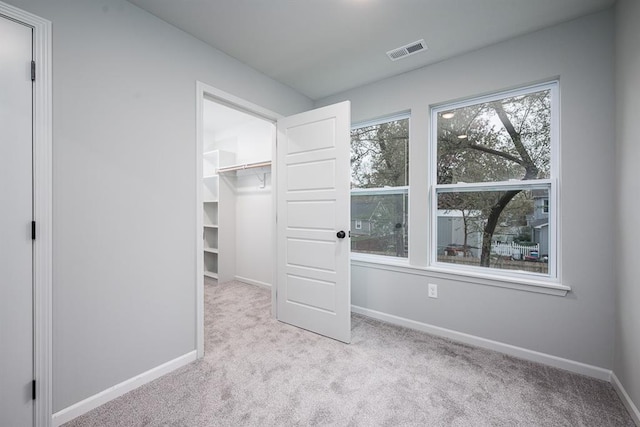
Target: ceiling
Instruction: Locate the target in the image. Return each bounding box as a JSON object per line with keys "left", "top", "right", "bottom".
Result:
{"left": 129, "top": 0, "right": 615, "bottom": 100}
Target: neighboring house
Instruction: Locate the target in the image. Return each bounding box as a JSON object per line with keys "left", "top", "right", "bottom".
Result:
{"left": 439, "top": 191, "right": 550, "bottom": 259}
{"left": 351, "top": 195, "right": 407, "bottom": 238}
{"left": 351, "top": 196, "right": 407, "bottom": 256}
{"left": 438, "top": 209, "right": 536, "bottom": 258}
{"left": 528, "top": 190, "right": 550, "bottom": 255}
{"left": 350, "top": 200, "right": 378, "bottom": 236}
{"left": 437, "top": 210, "right": 483, "bottom": 257}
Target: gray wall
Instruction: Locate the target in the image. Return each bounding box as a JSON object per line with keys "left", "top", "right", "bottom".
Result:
{"left": 615, "top": 0, "right": 640, "bottom": 413}
{"left": 6, "top": 0, "right": 312, "bottom": 412}
{"left": 317, "top": 11, "right": 616, "bottom": 369}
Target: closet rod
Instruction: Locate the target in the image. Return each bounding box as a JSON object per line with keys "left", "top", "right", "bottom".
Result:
{"left": 217, "top": 160, "right": 272, "bottom": 174}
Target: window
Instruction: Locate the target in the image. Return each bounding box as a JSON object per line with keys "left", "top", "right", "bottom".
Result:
{"left": 431, "top": 82, "right": 557, "bottom": 278}
{"left": 351, "top": 115, "right": 409, "bottom": 258}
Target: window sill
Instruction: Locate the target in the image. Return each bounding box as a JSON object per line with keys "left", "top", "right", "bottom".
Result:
{"left": 350, "top": 254, "right": 570, "bottom": 296}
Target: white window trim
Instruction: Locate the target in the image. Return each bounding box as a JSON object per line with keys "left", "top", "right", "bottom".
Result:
{"left": 435, "top": 179, "right": 552, "bottom": 193}
{"left": 351, "top": 256, "right": 570, "bottom": 296}
{"left": 351, "top": 185, "right": 409, "bottom": 195}
{"left": 429, "top": 81, "right": 561, "bottom": 287}
{"left": 352, "top": 111, "right": 410, "bottom": 129}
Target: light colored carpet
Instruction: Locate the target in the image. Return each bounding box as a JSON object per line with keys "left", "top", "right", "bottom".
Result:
{"left": 65, "top": 280, "right": 634, "bottom": 426}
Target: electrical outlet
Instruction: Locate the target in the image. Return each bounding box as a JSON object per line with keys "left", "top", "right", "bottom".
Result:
{"left": 428, "top": 283, "right": 438, "bottom": 299}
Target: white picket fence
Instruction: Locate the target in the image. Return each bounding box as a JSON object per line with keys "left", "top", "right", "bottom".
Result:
{"left": 491, "top": 241, "right": 539, "bottom": 259}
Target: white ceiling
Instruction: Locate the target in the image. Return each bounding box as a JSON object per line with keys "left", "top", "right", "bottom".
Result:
{"left": 129, "top": 0, "right": 615, "bottom": 100}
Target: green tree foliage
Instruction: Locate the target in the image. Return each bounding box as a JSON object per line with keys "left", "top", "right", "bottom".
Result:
{"left": 351, "top": 119, "right": 408, "bottom": 188}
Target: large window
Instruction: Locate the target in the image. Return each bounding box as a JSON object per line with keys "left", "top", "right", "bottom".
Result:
{"left": 351, "top": 115, "right": 409, "bottom": 258}
{"left": 431, "top": 82, "right": 557, "bottom": 278}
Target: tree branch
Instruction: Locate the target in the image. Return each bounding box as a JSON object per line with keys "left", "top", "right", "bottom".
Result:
{"left": 491, "top": 101, "right": 538, "bottom": 179}
{"left": 464, "top": 141, "right": 524, "bottom": 166}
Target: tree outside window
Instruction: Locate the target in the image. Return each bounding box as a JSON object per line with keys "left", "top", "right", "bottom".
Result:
{"left": 432, "top": 83, "right": 557, "bottom": 276}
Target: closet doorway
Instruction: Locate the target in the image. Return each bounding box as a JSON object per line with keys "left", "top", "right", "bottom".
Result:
{"left": 201, "top": 98, "right": 275, "bottom": 288}
{"left": 196, "top": 83, "right": 352, "bottom": 356}
{"left": 196, "top": 84, "right": 280, "bottom": 357}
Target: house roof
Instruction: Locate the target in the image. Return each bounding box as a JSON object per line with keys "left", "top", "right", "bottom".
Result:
{"left": 528, "top": 218, "right": 549, "bottom": 229}
{"left": 351, "top": 201, "right": 379, "bottom": 221}
{"left": 530, "top": 189, "right": 549, "bottom": 199}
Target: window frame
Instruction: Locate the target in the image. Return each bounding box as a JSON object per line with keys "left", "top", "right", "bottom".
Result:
{"left": 350, "top": 112, "right": 410, "bottom": 261}
{"left": 429, "top": 81, "right": 560, "bottom": 283}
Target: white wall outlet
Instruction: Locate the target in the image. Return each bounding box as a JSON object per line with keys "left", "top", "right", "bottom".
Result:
{"left": 428, "top": 283, "right": 438, "bottom": 299}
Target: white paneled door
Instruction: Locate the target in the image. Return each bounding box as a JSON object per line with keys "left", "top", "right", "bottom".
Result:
{"left": 0, "top": 14, "right": 34, "bottom": 427}
{"left": 276, "top": 101, "right": 351, "bottom": 343}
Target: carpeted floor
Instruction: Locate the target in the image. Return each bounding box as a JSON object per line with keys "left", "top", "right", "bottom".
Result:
{"left": 65, "top": 280, "right": 634, "bottom": 426}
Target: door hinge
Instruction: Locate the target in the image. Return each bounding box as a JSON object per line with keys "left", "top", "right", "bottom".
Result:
{"left": 32, "top": 221, "right": 36, "bottom": 240}
{"left": 32, "top": 380, "right": 36, "bottom": 400}
{"left": 31, "top": 61, "right": 36, "bottom": 81}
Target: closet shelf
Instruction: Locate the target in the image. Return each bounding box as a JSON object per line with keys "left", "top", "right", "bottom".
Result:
{"left": 204, "top": 248, "right": 219, "bottom": 254}
{"left": 204, "top": 271, "right": 218, "bottom": 279}
{"left": 217, "top": 160, "right": 271, "bottom": 174}
{"left": 203, "top": 224, "right": 218, "bottom": 229}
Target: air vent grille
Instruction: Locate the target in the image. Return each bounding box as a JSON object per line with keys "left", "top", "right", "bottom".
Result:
{"left": 386, "top": 39, "right": 427, "bottom": 61}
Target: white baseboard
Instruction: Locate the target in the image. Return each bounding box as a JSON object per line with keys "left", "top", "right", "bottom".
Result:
{"left": 235, "top": 275, "right": 271, "bottom": 290}
{"left": 612, "top": 372, "right": 640, "bottom": 426}
{"left": 351, "top": 305, "right": 612, "bottom": 381}
{"left": 51, "top": 350, "right": 197, "bottom": 426}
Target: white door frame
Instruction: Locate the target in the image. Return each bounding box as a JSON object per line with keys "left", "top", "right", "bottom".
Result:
{"left": 195, "top": 82, "right": 281, "bottom": 357}
{"left": 0, "top": 2, "right": 52, "bottom": 426}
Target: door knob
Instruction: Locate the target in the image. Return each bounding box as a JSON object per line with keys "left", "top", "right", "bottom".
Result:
{"left": 336, "top": 230, "right": 346, "bottom": 239}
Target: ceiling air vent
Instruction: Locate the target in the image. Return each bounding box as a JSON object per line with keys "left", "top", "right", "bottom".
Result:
{"left": 386, "top": 39, "right": 427, "bottom": 61}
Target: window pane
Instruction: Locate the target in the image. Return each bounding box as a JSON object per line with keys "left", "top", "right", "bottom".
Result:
{"left": 436, "top": 188, "right": 549, "bottom": 275}
{"left": 351, "top": 191, "right": 408, "bottom": 258}
{"left": 351, "top": 118, "right": 409, "bottom": 188}
{"left": 437, "top": 89, "right": 551, "bottom": 184}
{"left": 351, "top": 117, "right": 409, "bottom": 258}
